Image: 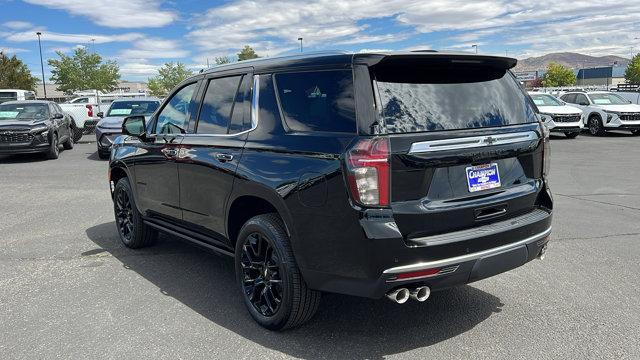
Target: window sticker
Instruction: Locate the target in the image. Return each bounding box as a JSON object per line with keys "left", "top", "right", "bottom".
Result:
{"left": 110, "top": 108, "right": 132, "bottom": 115}
{"left": 308, "top": 86, "right": 326, "bottom": 98}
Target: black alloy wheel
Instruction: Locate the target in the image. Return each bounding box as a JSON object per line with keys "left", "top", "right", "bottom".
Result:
{"left": 235, "top": 214, "right": 320, "bottom": 330}
{"left": 115, "top": 187, "right": 134, "bottom": 243}
{"left": 240, "top": 232, "right": 283, "bottom": 317}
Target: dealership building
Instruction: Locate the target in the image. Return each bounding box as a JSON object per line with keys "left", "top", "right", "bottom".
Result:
{"left": 35, "top": 81, "right": 149, "bottom": 102}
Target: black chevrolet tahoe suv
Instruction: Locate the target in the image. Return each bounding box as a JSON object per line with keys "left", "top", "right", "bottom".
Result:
{"left": 108, "top": 51, "right": 553, "bottom": 330}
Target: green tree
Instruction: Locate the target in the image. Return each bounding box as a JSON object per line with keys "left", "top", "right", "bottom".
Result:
{"left": 237, "top": 45, "right": 259, "bottom": 61}
{"left": 542, "top": 62, "right": 576, "bottom": 87}
{"left": 147, "top": 62, "right": 194, "bottom": 97}
{"left": 624, "top": 53, "right": 640, "bottom": 84}
{"left": 47, "top": 47, "right": 120, "bottom": 94}
{"left": 214, "top": 56, "right": 231, "bottom": 65}
{"left": 0, "top": 52, "right": 38, "bottom": 91}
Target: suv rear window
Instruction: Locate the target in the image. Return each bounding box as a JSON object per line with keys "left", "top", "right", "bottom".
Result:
{"left": 275, "top": 70, "right": 356, "bottom": 133}
{"left": 374, "top": 65, "right": 537, "bottom": 133}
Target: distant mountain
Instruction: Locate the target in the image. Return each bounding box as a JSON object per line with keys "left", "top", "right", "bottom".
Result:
{"left": 514, "top": 52, "right": 629, "bottom": 71}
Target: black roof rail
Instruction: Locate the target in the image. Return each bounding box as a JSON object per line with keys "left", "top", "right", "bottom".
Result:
{"left": 410, "top": 49, "right": 438, "bottom": 53}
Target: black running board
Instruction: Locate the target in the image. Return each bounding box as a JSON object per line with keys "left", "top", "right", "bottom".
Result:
{"left": 143, "top": 220, "right": 234, "bottom": 257}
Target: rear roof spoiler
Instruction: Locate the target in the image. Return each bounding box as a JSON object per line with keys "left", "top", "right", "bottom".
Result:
{"left": 353, "top": 52, "right": 518, "bottom": 70}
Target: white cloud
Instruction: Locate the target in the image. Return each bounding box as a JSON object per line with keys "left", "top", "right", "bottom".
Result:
{"left": 188, "top": 0, "right": 640, "bottom": 60}
{"left": 4, "top": 30, "right": 144, "bottom": 44}
{"left": 22, "top": 0, "right": 176, "bottom": 28}
{"left": 2, "top": 21, "right": 33, "bottom": 30}
{"left": 118, "top": 38, "right": 189, "bottom": 59}
{"left": 119, "top": 61, "right": 161, "bottom": 77}
{"left": 0, "top": 46, "right": 29, "bottom": 54}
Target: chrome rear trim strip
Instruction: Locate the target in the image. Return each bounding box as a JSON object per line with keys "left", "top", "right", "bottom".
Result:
{"left": 409, "top": 131, "right": 539, "bottom": 154}
{"left": 382, "top": 226, "right": 552, "bottom": 274}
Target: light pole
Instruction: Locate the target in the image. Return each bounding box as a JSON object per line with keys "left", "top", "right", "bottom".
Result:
{"left": 90, "top": 38, "right": 96, "bottom": 53}
{"left": 472, "top": 44, "right": 478, "bottom": 54}
{"left": 36, "top": 32, "right": 47, "bottom": 100}
{"left": 298, "top": 37, "right": 303, "bottom": 53}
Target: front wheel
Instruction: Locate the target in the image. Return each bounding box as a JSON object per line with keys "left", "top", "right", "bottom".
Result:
{"left": 45, "top": 133, "right": 59, "bottom": 159}
{"left": 565, "top": 131, "right": 580, "bottom": 139}
{"left": 72, "top": 125, "right": 84, "bottom": 142}
{"left": 63, "top": 128, "right": 74, "bottom": 150}
{"left": 235, "top": 214, "right": 320, "bottom": 331}
{"left": 113, "top": 177, "right": 157, "bottom": 248}
{"left": 588, "top": 115, "right": 605, "bottom": 136}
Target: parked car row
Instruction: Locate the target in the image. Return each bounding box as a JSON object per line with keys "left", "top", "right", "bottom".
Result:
{"left": 530, "top": 91, "right": 640, "bottom": 138}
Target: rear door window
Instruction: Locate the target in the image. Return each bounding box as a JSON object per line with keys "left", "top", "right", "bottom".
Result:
{"left": 196, "top": 75, "right": 243, "bottom": 134}
{"left": 275, "top": 70, "right": 356, "bottom": 133}
{"left": 373, "top": 66, "right": 537, "bottom": 133}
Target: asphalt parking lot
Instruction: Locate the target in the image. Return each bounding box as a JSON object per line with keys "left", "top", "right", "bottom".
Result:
{"left": 1, "top": 132, "right": 639, "bottom": 359}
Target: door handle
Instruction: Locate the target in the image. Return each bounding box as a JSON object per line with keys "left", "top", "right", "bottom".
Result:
{"left": 162, "top": 148, "right": 178, "bottom": 158}
{"left": 215, "top": 153, "right": 234, "bottom": 162}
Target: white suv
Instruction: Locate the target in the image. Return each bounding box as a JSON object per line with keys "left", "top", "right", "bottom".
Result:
{"left": 529, "top": 92, "right": 583, "bottom": 138}
{"left": 560, "top": 91, "right": 640, "bottom": 136}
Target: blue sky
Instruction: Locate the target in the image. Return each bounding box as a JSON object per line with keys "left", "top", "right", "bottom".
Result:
{"left": 1, "top": 0, "right": 639, "bottom": 81}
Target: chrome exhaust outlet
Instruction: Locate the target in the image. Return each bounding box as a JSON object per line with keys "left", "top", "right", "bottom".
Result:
{"left": 410, "top": 286, "right": 431, "bottom": 302}
{"left": 386, "top": 288, "right": 410, "bottom": 304}
{"left": 537, "top": 244, "right": 548, "bottom": 260}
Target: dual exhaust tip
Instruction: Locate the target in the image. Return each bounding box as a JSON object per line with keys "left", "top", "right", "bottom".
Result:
{"left": 386, "top": 286, "right": 430, "bottom": 303}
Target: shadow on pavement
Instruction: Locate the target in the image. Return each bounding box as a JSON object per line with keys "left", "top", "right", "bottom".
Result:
{"left": 86, "top": 222, "right": 503, "bottom": 359}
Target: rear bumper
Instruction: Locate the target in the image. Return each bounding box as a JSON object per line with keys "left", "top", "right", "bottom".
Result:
{"left": 302, "top": 207, "right": 552, "bottom": 299}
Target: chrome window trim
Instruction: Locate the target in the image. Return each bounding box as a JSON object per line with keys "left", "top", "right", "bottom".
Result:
{"left": 383, "top": 226, "right": 551, "bottom": 274}
{"left": 408, "top": 130, "right": 539, "bottom": 154}
{"left": 183, "top": 74, "right": 260, "bottom": 138}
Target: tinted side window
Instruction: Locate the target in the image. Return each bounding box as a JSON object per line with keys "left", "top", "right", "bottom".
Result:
{"left": 196, "top": 76, "right": 242, "bottom": 134}
{"left": 275, "top": 70, "right": 356, "bottom": 133}
{"left": 156, "top": 83, "right": 197, "bottom": 134}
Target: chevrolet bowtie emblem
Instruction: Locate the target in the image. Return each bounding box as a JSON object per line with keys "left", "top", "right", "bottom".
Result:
{"left": 484, "top": 136, "right": 497, "bottom": 145}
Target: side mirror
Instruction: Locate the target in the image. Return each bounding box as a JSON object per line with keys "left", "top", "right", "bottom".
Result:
{"left": 53, "top": 113, "right": 64, "bottom": 119}
{"left": 97, "top": 112, "right": 104, "bottom": 118}
{"left": 579, "top": 101, "right": 589, "bottom": 106}
{"left": 122, "top": 115, "right": 146, "bottom": 137}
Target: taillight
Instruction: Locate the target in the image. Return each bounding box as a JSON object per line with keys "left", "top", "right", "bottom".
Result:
{"left": 86, "top": 104, "right": 93, "bottom": 117}
{"left": 542, "top": 124, "right": 550, "bottom": 177}
{"left": 345, "top": 137, "right": 390, "bottom": 207}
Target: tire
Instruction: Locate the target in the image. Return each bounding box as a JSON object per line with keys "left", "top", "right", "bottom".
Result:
{"left": 98, "top": 150, "right": 110, "bottom": 160}
{"left": 113, "top": 177, "right": 158, "bottom": 249}
{"left": 72, "top": 125, "right": 84, "bottom": 142}
{"left": 632, "top": 129, "right": 640, "bottom": 136}
{"left": 588, "top": 115, "right": 605, "bottom": 136}
{"left": 63, "top": 127, "right": 74, "bottom": 150}
{"left": 565, "top": 132, "right": 580, "bottom": 139}
{"left": 45, "top": 133, "right": 59, "bottom": 159}
{"left": 235, "top": 213, "right": 320, "bottom": 331}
